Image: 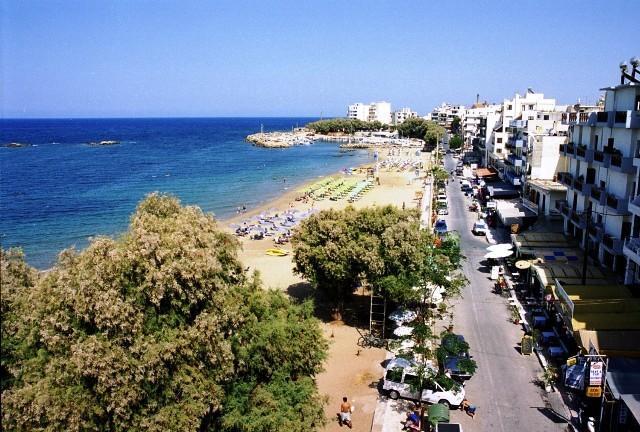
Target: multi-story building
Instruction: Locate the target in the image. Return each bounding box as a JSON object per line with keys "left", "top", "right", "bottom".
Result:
{"left": 347, "top": 103, "right": 370, "bottom": 121}
{"left": 368, "top": 101, "right": 392, "bottom": 124}
{"left": 556, "top": 61, "right": 640, "bottom": 277}
{"left": 347, "top": 101, "right": 392, "bottom": 124}
{"left": 429, "top": 103, "right": 465, "bottom": 131}
{"left": 392, "top": 107, "right": 418, "bottom": 126}
{"left": 464, "top": 104, "right": 501, "bottom": 166}
{"left": 487, "top": 90, "right": 562, "bottom": 171}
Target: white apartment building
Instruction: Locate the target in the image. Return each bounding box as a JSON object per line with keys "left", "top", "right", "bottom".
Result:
{"left": 368, "top": 101, "right": 392, "bottom": 124}
{"left": 488, "top": 90, "right": 565, "bottom": 175}
{"left": 556, "top": 62, "right": 640, "bottom": 277}
{"left": 464, "top": 104, "right": 501, "bottom": 166}
{"left": 392, "top": 107, "right": 418, "bottom": 126}
{"left": 347, "top": 101, "right": 392, "bottom": 124}
{"left": 429, "top": 103, "right": 465, "bottom": 130}
{"left": 347, "top": 103, "right": 370, "bottom": 121}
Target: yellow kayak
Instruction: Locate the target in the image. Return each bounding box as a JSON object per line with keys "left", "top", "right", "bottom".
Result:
{"left": 265, "top": 248, "right": 290, "bottom": 257}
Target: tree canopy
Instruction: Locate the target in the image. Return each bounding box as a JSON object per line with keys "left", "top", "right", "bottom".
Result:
{"left": 291, "top": 206, "right": 465, "bottom": 314}
{"left": 448, "top": 134, "right": 463, "bottom": 150}
{"left": 306, "top": 118, "right": 389, "bottom": 134}
{"left": 450, "top": 116, "right": 461, "bottom": 135}
{"left": 396, "top": 118, "right": 445, "bottom": 145}
{"left": 1, "top": 194, "right": 328, "bottom": 431}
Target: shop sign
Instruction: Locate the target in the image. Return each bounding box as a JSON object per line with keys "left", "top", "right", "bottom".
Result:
{"left": 589, "top": 362, "right": 603, "bottom": 386}
{"left": 586, "top": 386, "right": 602, "bottom": 398}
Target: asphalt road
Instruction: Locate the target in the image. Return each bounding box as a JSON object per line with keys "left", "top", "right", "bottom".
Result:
{"left": 442, "top": 153, "right": 571, "bottom": 431}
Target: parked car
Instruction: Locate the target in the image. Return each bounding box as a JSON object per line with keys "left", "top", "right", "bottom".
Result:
{"left": 434, "top": 219, "right": 448, "bottom": 235}
{"left": 444, "top": 356, "right": 473, "bottom": 382}
{"left": 382, "top": 358, "right": 465, "bottom": 408}
{"left": 438, "top": 208, "right": 449, "bottom": 216}
{"left": 472, "top": 220, "right": 489, "bottom": 235}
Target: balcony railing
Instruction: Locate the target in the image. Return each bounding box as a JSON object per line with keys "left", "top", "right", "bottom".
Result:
{"left": 588, "top": 222, "right": 603, "bottom": 240}
{"left": 625, "top": 237, "right": 640, "bottom": 257}
{"left": 606, "top": 192, "right": 629, "bottom": 213}
{"left": 574, "top": 178, "right": 584, "bottom": 191}
{"left": 594, "top": 150, "right": 605, "bottom": 162}
{"left": 557, "top": 172, "right": 573, "bottom": 187}
{"left": 602, "top": 233, "right": 624, "bottom": 254}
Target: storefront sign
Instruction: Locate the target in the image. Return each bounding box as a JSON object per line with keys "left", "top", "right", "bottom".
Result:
{"left": 589, "top": 362, "right": 603, "bottom": 386}
{"left": 586, "top": 386, "right": 602, "bottom": 398}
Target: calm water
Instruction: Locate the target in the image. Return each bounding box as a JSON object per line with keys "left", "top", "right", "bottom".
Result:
{"left": 0, "top": 118, "right": 371, "bottom": 268}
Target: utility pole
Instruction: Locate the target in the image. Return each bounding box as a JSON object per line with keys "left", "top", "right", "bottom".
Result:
{"left": 582, "top": 202, "right": 593, "bottom": 285}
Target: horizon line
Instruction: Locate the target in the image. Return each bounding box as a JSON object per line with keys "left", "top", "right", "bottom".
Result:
{"left": 0, "top": 115, "right": 344, "bottom": 121}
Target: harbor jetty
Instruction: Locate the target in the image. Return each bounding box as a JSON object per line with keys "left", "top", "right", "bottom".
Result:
{"left": 246, "top": 130, "right": 314, "bottom": 148}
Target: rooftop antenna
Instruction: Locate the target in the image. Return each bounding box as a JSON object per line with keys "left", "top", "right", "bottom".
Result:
{"left": 476, "top": 93, "right": 479, "bottom": 104}
{"left": 620, "top": 58, "right": 640, "bottom": 85}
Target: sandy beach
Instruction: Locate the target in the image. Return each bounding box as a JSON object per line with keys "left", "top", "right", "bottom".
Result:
{"left": 224, "top": 147, "right": 428, "bottom": 430}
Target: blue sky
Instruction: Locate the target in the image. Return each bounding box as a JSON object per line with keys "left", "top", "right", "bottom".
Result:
{"left": 2, "top": 0, "right": 639, "bottom": 118}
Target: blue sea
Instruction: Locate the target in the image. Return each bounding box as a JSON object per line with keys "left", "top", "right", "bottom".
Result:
{"left": 0, "top": 118, "right": 372, "bottom": 268}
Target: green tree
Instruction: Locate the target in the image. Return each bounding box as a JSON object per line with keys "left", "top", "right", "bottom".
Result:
{"left": 448, "top": 134, "right": 463, "bottom": 150}
{"left": 291, "top": 206, "right": 425, "bottom": 317}
{"left": 1, "top": 194, "right": 327, "bottom": 431}
{"left": 451, "top": 116, "right": 461, "bottom": 135}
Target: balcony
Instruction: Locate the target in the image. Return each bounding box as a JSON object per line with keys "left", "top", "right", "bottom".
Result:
{"left": 587, "top": 222, "right": 604, "bottom": 240}
{"left": 609, "top": 151, "right": 637, "bottom": 174}
{"left": 557, "top": 172, "right": 573, "bottom": 187}
{"left": 624, "top": 237, "right": 640, "bottom": 265}
{"left": 566, "top": 143, "right": 576, "bottom": 156}
{"left": 562, "top": 112, "right": 592, "bottom": 125}
{"left": 506, "top": 154, "right": 523, "bottom": 167}
{"left": 629, "top": 195, "right": 640, "bottom": 216}
{"left": 602, "top": 233, "right": 624, "bottom": 255}
{"left": 573, "top": 178, "right": 584, "bottom": 192}
{"left": 590, "top": 186, "right": 606, "bottom": 205}
{"left": 570, "top": 209, "right": 586, "bottom": 228}
{"left": 605, "top": 192, "right": 629, "bottom": 214}
{"left": 576, "top": 145, "right": 594, "bottom": 163}
{"left": 556, "top": 200, "right": 570, "bottom": 217}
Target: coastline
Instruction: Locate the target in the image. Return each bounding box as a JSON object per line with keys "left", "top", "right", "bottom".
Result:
{"left": 227, "top": 146, "right": 429, "bottom": 431}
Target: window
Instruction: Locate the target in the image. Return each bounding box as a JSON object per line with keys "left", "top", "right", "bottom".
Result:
{"left": 544, "top": 115, "right": 550, "bottom": 120}
{"left": 508, "top": 104, "right": 513, "bottom": 110}
{"left": 529, "top": 105, "right": 534, "bottom": 110}
{"left": 497, "top": 148, "right": 502, "bottom": 154}
{"left": 497, "top": 138, "right": 503, "bottom": 143}
{"left": 635, "top": 94, "right": 640, "bottom": 111}
{"left": 529, "top": 116, "right": 535, "bottom": 120}
{"left": 404, "top": 374, "right": 420, "bottom": 387}
{"left": 385, "top": 368, "right": 403, "bottom": 383}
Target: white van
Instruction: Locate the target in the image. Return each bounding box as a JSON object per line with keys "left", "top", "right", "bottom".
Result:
{"left": 382, "top": 358, "right": 465, "bottom": 408}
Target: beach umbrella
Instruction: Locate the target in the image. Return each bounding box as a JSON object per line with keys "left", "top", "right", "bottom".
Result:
{"left": 393, "top": 326, "right": 414, "bottom": 337}
{"left": 486, "top": 243, "right": 513, "bottom": 252}
{"left": 484, "top": 249, "right": 514, "bottom": 259}
{"left": 515, "top": 260, "right": 532, "bottom": 270}
{"left": 388, "top": 309, "right": 417, "bottom": 324}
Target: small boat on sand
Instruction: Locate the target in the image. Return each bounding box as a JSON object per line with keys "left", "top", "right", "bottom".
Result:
{"left": 265, "top": 248, "right": 290, "bottom": 257}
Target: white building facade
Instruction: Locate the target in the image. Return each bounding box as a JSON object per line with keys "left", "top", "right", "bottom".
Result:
{"left": 347, "top": 103, "right": 370, "bottom": 121}
{"left": 556, "top": 66, "right": 640, "bottom": 278}
{"left": 347, "top": 101, "right": 392, "bottom": 124}
{"left": 392, "top": 107, "right": 418, "bottom": 126}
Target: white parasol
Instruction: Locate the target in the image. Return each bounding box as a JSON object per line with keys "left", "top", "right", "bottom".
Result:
{"left": 388, "top": 309, "right": 417, "bottom": 324}
{"left": 486, "top": 243, "right": 513, "bottom": 252}
{"left": 484, "top": 249, "right": 514, "bottom": 259}
{"left": 393, "top": 325, "right": 414, "bottom": 337}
